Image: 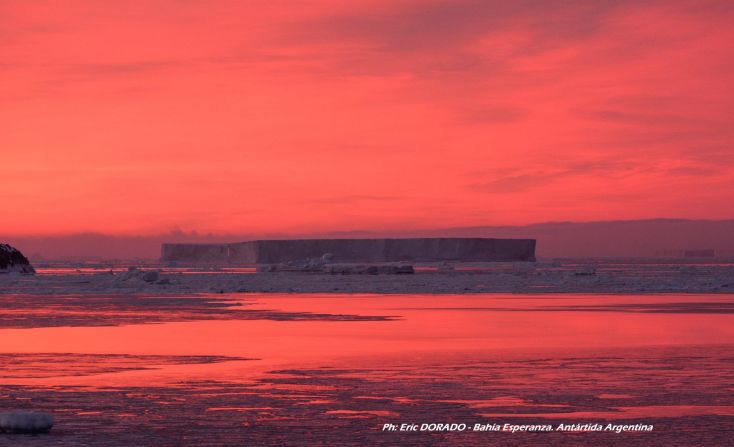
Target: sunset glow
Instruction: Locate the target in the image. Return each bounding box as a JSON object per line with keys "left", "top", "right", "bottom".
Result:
{"left": 3, "top": 0, "right": 733, "bottom": 235}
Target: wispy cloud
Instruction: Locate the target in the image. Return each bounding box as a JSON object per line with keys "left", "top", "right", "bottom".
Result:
{"left": 312, "top": 195, "right": 402, "bottom": 204}
{"left": 469, "top": 159, "right": 723, "bottom": 194}
{"left": 2, "top": 0, "right": 733, "bottom": 233}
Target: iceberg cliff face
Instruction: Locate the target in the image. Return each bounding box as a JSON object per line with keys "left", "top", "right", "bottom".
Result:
{"left": 162, "top": 238, "right": 537, "bottom": 264}
{"left": 0, "top": 244, "right": 36, "bottom": 274}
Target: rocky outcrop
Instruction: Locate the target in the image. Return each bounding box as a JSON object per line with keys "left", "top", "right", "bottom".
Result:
{"left": 0, "top": 244, "right": 35, "bottom": 274}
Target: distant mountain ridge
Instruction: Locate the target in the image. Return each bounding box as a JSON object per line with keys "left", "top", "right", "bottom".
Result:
{"left": 430, "top": 219, "right": 734, "bottom": 258}
{"left": 4, "top": 218, "right": 734, "bottom": 260}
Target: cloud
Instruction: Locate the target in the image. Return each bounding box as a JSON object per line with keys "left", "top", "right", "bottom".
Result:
{"left": 580, "top": 109, "right": 697, "bottom": 127}
{"left": 268, "top": 1, "right": 614, "bottom": 80}
{"left": 663, "top": 165, "right": 720, "bottom": 176}
{"left": 67, "top": 59, "right": 185, "bottom": 75}
{"left": 469, "top": 172, "right": 561, "bottom": 193}
{"left": 460, "top": 105, "right": 527, "bottom": 124}
{"left": 2, "top": 0, "right": 733, "bottom": 232}
{"left": 290, "top": 0, "right": 627, "bottom": 53}
{"left": 470, "top": 159, "right": 725, "bottom": 194}
{"left": 312, "top": 195, "right": 402, "bottom": 204}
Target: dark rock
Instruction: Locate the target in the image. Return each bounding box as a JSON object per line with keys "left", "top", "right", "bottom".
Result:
{"left": 141, "top": 270, "right": 160, "bottom": 282}
{"left": 0, "top": 244, "right": 35, "bottom": 274}
{"left": 574, "top": 265, "right": 596, "bottom": 276}
{"left": 395, "top": 265, "right": 415, "bottom": 274}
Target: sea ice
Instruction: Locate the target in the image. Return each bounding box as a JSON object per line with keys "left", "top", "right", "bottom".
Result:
{"left": 0, "top": 410, "right": 53, "bottom": 433}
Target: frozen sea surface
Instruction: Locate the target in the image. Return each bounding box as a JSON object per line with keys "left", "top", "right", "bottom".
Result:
{"left": 3, "top": 258, "right": 734, "bottom": 295}
{"left": 0, "top": 290, "right": 733, "bottom": 445}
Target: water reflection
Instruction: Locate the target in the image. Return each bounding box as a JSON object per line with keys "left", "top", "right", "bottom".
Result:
{"left": 2, "top": 294, "right": 733, "bottom": 385}
{"left": 1, "top": 293, "right": 733, "bottom": 445}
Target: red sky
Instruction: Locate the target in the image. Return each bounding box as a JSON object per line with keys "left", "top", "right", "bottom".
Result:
{"left": 2, "top": 0, "right": 733, "bottom": 236}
